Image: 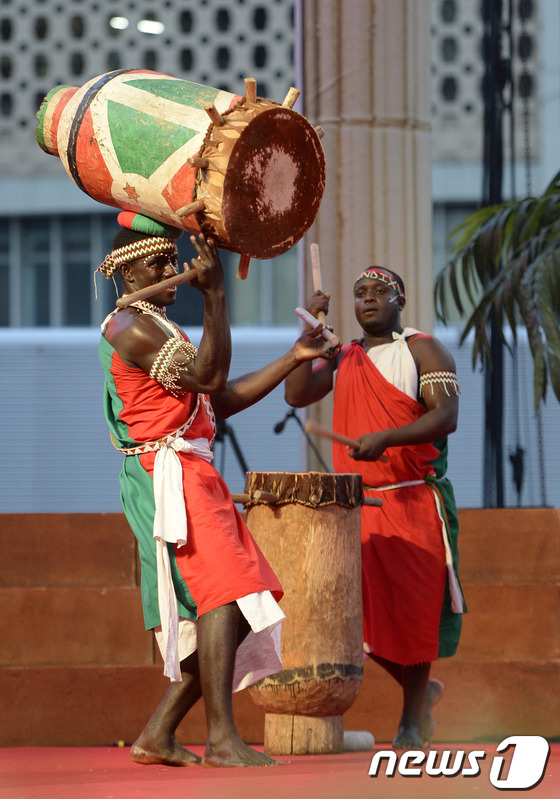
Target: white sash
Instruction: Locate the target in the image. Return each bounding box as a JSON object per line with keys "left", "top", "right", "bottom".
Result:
{"left": 153, "top": 437, "right": 214, "bottom": 681}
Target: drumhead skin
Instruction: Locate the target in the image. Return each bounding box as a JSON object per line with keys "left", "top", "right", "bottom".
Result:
{"left": 212, "top": 107, "right": 326, "bottom": 259}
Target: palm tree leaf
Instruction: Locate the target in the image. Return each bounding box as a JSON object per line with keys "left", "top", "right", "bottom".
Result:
{"left": 446, "top": 204, "right": 502, "bottom": 250}
{"left": 517, "top": 264, "right": 549, "bottom": 409}
{"left": 435, "top": 257, "right": 464, "bottom": 320}
{"left": 497, "top": 274, "right": 518, "bottom": 341}
{"left": 503, "top": 198, "right": 536, "bottom": 255}
{"left": 448, "top": 257, "right": 468, "bottom": 316}
{"left": 461, "top": 253, "right": 482, "bottom": 308}
{"left": 532, "top": 339, "right": 548, "bottom": 410}
{"left": 543, "top": 169, "right": 560, "bottom": 194}
{"left": 462, "top": 307, "right": 492, "bottom": 368}
{"left": 533, "top": 253, "right": 560, "bottom": 403}
{"left": 435, "top": 172, "right": 560, "bottom": 410}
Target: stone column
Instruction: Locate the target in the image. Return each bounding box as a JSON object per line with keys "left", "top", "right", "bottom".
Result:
{"left": 300, "top": 0, "right": 433, "bottom": 463}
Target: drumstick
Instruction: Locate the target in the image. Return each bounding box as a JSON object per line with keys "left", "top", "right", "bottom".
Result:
{"left": 295, "top": 306, "right": 339, "bottom": 344}
{"left": 305, "top": 419, "right": 389, "bottom": 463}
{"left": 310, "top": 242, "right": 326, "bottom": 325}
{"left": 116, "top": 267, "right": 198, "bottom": 308}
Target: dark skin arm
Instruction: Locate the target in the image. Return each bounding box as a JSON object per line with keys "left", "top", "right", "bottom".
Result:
{"left": 211, "top": 326, "right": 341, "bottom": 418}
{"left": 284, "top": 291, "right": 339, "bottom": 407}
{"left": 349, "top": 335, "right": 458, "bottom": 461}
{"left": 104, "top": 235, "right": 231, "bottom": 395}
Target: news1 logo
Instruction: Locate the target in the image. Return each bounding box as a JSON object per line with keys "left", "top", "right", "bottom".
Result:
{"left": 368, "top": 735, "right": 550, "bottom": 790}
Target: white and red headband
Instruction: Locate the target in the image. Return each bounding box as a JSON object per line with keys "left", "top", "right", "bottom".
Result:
{"left": 354, "top": 267, "right": 405, "bottom": 298}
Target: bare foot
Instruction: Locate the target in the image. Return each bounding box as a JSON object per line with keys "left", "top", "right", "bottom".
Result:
{"left": 422, "top": 678, "right": 444, "bottom": 746}
{"left": 202, "top": 738, "right": 279, "bottom": 768}
{"left": 392, "top": 724, "right": 425, "bottom": 750}
{"left": 130, "top": 735, "right": 201, "bottom": 766}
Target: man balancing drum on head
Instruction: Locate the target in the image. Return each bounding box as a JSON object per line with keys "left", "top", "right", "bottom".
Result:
{"left": 97, "top": 213, "right": 341, "bottom": 768}
{"left": 285, "top": 266, "right": 465, "bottom": 750}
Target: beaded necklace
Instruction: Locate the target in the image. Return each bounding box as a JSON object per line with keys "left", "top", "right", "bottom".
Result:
{"left": 129, "top": 299, "right": 167, "bottom": 318}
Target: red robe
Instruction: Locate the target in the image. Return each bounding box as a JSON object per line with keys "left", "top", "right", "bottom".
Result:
{"left": 332, "top": 342, "right": 447, "bottom": 665}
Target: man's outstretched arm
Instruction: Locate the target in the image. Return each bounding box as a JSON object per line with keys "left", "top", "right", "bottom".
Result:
{"left": 211, "top": 326, "right": 340, "bottom": 418}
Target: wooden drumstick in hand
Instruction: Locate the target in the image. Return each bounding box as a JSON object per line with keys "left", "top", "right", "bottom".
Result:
{"left": 295, "top": 306, "right": 340, "bottom": 344}
{"left": 116, "top": 266, "right": 198, "bottom": 308}
{"left": 310, "top": 242, "right": 327, "bottom": 325}
{"left": 305, "top": 419, "right": 389, "bottom": 463}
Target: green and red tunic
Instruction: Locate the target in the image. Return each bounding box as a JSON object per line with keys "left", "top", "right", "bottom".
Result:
{"left": 99, "top": 322, "right": 284, "bottom": 686}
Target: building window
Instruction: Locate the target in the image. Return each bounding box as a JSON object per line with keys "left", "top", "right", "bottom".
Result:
{"left": 0, "top": 214, "right": 298, "bottom": 329}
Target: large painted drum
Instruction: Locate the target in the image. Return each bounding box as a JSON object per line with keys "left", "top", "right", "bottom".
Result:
{"left": 35, "top": 70, "right": 326, "bottom": 260}
{"left": 243, "top": 471, "right": 364, "bottom": 755}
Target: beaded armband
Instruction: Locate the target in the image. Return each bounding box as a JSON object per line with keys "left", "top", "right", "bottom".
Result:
{"left": 419, "top": 371, "right": 460, "bottom": 397}
{"left": 149, "top": 338, "right": 198, "bottom": 397}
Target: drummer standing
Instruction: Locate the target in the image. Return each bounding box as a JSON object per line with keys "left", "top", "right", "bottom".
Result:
{"left": 284, "top": 266, "right": 465, "bottom": 750}
{"left": 97, "top": 220, "right": 341, "bottom": 767}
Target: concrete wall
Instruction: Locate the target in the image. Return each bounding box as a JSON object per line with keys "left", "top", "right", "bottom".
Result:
{"left": 1, "top": 508, "right": 558, "bottom": 746}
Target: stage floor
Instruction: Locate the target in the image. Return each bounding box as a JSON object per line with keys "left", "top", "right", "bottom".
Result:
{"left": 0, "top": 743, "right": 558, "bottom": 799}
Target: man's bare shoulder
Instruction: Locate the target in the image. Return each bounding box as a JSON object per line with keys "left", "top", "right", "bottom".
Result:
{"left": 104, "top": 308, "right": 171, "bottom": 368}
{"left": 407, "top": 332, "right": 456, "bottom": 373}
{"left": 105, "top": 308, "right": 157, "bottom": 345}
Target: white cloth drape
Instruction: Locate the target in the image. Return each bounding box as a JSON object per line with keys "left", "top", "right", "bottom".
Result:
{"left": 153, "top": 437, "right": 214, "bottom": 681}
{"left": 154, "top": 592, "right": 285, "bottom": 692}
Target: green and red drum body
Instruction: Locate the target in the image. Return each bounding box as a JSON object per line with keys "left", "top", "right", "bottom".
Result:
{"left": 36, "top": 69, "right": 326, "bottom": 259}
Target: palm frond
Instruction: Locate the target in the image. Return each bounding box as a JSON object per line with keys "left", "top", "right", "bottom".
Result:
{"left": 434, "top": 170, "right": 560, "bottom": 409}
{"left": 534, "top": 253, "right": 560, "bottom": 404}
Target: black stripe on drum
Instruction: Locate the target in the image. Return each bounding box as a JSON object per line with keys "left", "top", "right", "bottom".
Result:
{"left": 67, "top": 69, "right": 131, "bottom": 193}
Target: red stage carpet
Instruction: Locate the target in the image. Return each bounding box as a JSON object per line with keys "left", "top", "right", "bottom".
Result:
{"left": 0, "top": 744, "right": 558, "bottom": 799}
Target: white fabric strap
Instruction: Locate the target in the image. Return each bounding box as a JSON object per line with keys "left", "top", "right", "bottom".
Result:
{"left": 430, "top": 487, "right": 464, "bottom": 614}
{"left": 365, "top": 479, "right": 425, "bottom": 492}
{"left": 153, "top": 436, "right": 214, "bottom": 681}
{"left": 365, "top": 327, "right": 420, "bottom": 401}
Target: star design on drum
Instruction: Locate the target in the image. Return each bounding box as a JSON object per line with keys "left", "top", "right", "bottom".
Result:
{"left": 124, "top": 183, "right": 139, "bottom": 201}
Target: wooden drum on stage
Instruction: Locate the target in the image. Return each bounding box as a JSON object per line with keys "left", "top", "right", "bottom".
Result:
{"left": 244, "top": 471, "right": 364, "bottom": 755}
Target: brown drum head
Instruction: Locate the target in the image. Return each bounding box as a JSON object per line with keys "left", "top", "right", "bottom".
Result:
{"left": 219, "top": 107, "right": 325, "bottom": 259}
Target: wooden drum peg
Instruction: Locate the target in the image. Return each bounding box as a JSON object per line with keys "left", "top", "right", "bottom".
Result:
{"left": 176, "top": 200, "right": 205, "bottom": 218}
{"left": 205, "top": 102, "right": 224, "bottom": 127}
{"left": 187, "top": 156, "right": 210, "bottom": 169}
{"left": 237, "top": 253, "right": 251, "bottom": 280}
{"left": 282, "top": 87, "right": 300, "bottom": 109}
{"left": 231, "top": 490, "right": 278, "bottom": 505}
{"left": 244, "top": 77, "right": 257, "bottom": 104}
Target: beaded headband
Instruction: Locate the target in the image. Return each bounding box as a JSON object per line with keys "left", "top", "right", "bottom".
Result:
{"left": 97, "top": 237, "right": 177, "bottom": 278}
{"left": 97, "top": 210, "right": 183, "bottom": 278}
{"left": 354, "top": 267, "right": 405, "bottom": 298}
